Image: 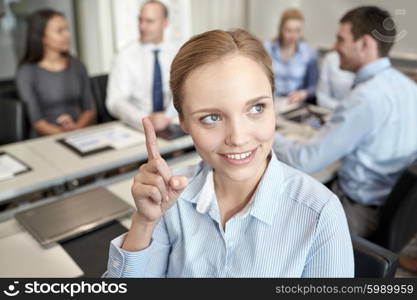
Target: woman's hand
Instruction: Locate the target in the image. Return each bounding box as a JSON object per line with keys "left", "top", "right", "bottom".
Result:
{"left": 56, "top": 113, "right": 76, "bottom": 131}
{"left": 288, "top": 89, "right": 308, "bottom": 103}
{"left": 131, "top": 118, "right": 188, "bottom": 225}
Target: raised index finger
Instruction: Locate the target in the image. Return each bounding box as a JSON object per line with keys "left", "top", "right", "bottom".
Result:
{"left": 142, "top": 117, "right": 161, "bottom": 160}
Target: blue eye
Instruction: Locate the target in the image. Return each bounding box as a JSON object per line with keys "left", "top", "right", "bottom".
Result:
{"left": 249, "top": 104, "right": 265, "bottom": 114}
{"left": 200, "top": 114, "right": 221, "bottom": 124}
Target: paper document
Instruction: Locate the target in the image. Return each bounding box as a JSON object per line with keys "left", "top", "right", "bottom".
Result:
{"left": 63, "top": 124, "right": 145, "bottom": 154}
{"left": 0, "top": 153, "right": 29, "bottom": 181}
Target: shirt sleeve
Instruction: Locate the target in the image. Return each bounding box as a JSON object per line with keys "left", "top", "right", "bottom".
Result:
{"left": 105, "top": 217, "right": 171, "bottom": 278}
{"left": 76, "top": 60, "right": 94, "bottom": 112}
{"left": 16, "top": 66, "right": 44, "bottom": 124}
{"left": 273, "top": 94, "right": 375, "bottom": 174}
{"left": 106, "top": 53, "right": 148, "bottom": 130}
{"left": 302, "top": 195, "right": 354, "bottom": 277}
{"left": 304, "top": 49, "right": 319, "bottom": 98}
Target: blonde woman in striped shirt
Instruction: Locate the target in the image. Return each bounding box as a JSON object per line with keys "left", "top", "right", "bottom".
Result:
{"left": 105, "top": 29, "right": 354, "bottom": 278}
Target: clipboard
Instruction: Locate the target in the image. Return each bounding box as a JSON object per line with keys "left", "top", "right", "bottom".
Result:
{"left": 57, "top": 139, "right": 113, "bottom": 157}
{"left": 0, "top": 151, "right": 32, "bottom": 181}
{"left": 57, "top": 125, "right": 145, "bottom": 157}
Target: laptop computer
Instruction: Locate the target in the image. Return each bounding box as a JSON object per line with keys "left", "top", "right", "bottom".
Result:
{"left": 16, "top": 187, "right": 134, "bottom": 247}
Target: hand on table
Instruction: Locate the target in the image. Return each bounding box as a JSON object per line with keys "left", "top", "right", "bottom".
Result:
{"left": 288, "top": 90, "right": 308, "bottom": 104}
{"left": 148, "top": 112, "right": 171, "bottom": 132}
{"left": 56, "top": 114, "right": 76, "bottom": 131}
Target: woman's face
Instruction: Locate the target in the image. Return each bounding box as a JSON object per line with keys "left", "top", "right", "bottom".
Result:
{"left": 43, "top": 15, "right": 70, "bottom": 53}
{"left": 180, "top": 54, "right": 276, "bottom": 183}
{"left": 281, "top": 19, "right": 303, "bottom": 46}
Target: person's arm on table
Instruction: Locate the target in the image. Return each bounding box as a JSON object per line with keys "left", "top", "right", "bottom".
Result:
{"left": 274, "top": 96, "right": 375, "bottom": 173}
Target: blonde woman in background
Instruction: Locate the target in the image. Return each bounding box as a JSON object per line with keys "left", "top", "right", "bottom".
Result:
{"left": 263, "top": 9, "right": 319, "bottom": 103}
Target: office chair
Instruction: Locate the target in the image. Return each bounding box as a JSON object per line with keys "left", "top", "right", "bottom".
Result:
{"left": 0, "top": 79, "right": 18, "bottom": 99}
{"left": 370, "top": 162, "right": 417, "bottom": 253}
{"left": 352, "top": 234, "right": 398, "bottom": 278}
{"left": 0, "top": 98, "right": 28, "bottom": 145}
{"left": 90, "top": 74, "right": 115, "bottom": 123}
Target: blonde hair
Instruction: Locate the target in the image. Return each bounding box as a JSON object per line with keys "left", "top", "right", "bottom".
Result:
{"left": 170, "top": 29, "right": 274, "bottom": 118}
{"left": 277, "top": 9, "right": 304, "bottom": 43}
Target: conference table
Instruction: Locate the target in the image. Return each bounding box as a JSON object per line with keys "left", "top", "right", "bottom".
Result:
{"left": 0, "top": 151, "right": 202, "bottom": 278}
{"left": 0, "top": 121, "right": 193, "bottom": 204}
{"left": 0, "top": 102, "right": 341, "bottom": 277}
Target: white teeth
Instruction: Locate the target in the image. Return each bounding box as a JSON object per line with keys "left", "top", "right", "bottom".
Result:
{"left": 226, "top": 151, "right": 252, "bottom": 160}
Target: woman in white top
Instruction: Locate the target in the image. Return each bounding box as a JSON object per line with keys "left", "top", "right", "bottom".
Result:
{"left": 105, "top": 29, "right": 354, "bottom": 278}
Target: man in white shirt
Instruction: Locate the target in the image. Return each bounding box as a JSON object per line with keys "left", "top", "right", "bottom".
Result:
{"left": 106, "top": 0, "right": 179, "bottom": 131}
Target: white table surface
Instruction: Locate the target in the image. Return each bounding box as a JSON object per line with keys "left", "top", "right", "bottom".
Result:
{"left": 0, "top": 143, "right": 64, "bottom": 203}
{"left": 0, "top": 152, "right": 202, "bottom": 278}
{"left": 0, "top": 122, "right": 193, "bottom": 203}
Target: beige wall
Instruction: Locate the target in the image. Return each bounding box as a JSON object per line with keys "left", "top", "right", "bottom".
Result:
{"left": 75, "top": 0, "right": 114, "bottom": 75}
{"left": 190, "top": 0, "right": 247, "bottom": 35}
{"left": 75, "top": 0, "right": 248, "bottom": 75}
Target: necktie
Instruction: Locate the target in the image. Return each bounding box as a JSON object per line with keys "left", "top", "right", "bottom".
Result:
{"left": 152, "top": 49, "right": 164, "bottom": 112}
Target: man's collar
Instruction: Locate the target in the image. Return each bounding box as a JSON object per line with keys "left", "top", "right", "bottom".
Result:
{"left": 353, "top": 57, "right": 391, "bottom": 86}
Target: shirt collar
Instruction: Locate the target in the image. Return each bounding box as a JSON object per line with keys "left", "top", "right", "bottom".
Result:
{"left": 248, "top": 152, "right": 284, "bottom": 225}
{"left": 272, "top": 40, "right": 302, "bottom": 60}
{"left": 140, "top": 40, "right": 166, "bottom": 52}
{"left": 178, "top": 151, "right": 284, "bottom": 225}
{"left": 353, "top": 57, "right": 391, "bottom": 86}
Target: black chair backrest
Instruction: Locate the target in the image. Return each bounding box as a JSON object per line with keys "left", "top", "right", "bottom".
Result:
{"left": 0, "top": 79, "right": 18, "bottom": 99}
{"left": 371, "top": 163, "right": 417, "bottom": 253}
{"left": 90, "top": 74, "right": 114, "bottom": 123}
{"left": 352, "top": 235, "right": 398, "bottom": 278}
{"left": 0, "top": 98, "right": 27, "bottom": 145}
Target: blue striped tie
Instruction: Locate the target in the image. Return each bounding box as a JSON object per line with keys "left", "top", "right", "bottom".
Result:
{"left": 152, "top": 49, "right": 164, "bottom": 112}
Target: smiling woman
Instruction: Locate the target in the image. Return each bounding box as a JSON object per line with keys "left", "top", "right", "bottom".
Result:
{"left": 105, "top": 29, "right": 354, "bottom": 278}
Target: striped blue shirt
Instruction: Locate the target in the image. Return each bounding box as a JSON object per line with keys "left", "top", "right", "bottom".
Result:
{"left": 105, "top": 152, "right": 354, "bottom": 277}
{"left": 263, "top": 40, "right": 319, "bottom": 97}
{"left": 274, "top": 58, "right": 417, "bottom": 206}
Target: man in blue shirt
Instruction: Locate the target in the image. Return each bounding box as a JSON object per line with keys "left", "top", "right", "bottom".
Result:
{"left": 274, "top": 6, "right": 417, "bottom": 237}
